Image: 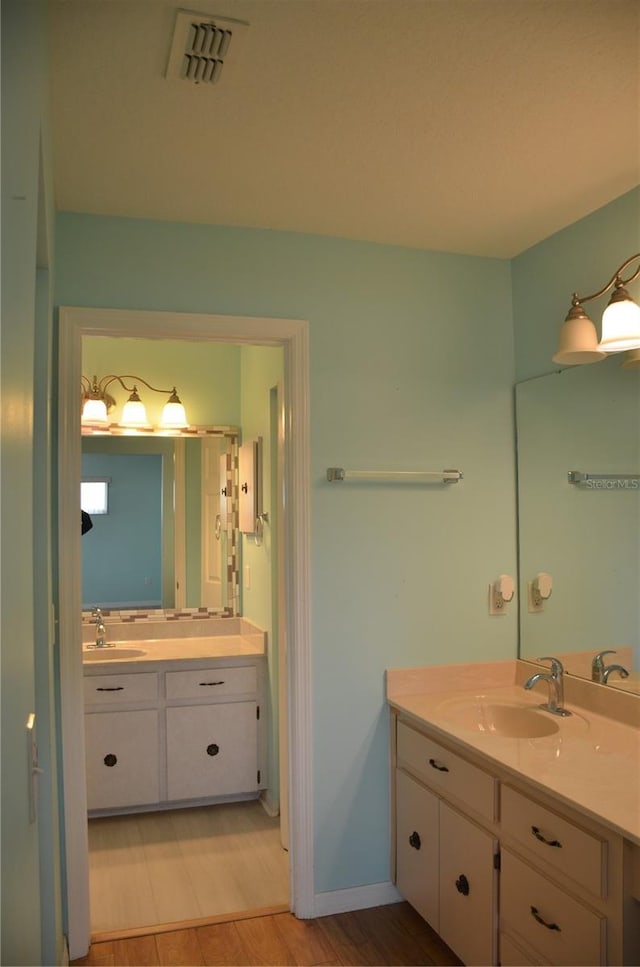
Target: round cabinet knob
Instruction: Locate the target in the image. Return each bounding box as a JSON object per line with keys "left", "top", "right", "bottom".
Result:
{"left": 206, "top": 743, "right": 220, "bottom": 757}
{"left": 103, "top": 753, "right": 117, "bottom": 767}
{"left": 409, "top": 831, "right": 421, "bottom": 850}
{"left": 455, "top": 874, "right": 470, "bottom": 896}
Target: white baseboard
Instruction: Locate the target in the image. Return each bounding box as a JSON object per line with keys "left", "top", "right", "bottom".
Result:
{"left": 259, "top": 790, "right": 280, "bottom": 818}
{"left": 312, "top": 881, "right": 402, "bottom": 918}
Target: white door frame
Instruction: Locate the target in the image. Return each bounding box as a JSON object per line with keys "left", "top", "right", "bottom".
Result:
{"left": 58, "top": 306, "right": 313, "bottom": 960}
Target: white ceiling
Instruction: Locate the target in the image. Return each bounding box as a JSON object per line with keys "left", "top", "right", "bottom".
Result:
{"left": 49, "top": 0, "right": 639, "bottom": 258}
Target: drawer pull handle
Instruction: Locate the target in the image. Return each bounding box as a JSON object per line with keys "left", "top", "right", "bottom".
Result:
{"left": 531, "top": 825, "right": 562, "bottom": 848}
{"left": 199, "top": 681, "right": 225, "bottom": 686}
{"left": 103, "top": 754, "right": 117, "bottom": 767}
{"left": 409, "top": 831, "right": 421, "bottom": 850}
{"left": 428, "top": 758, "right": 449, "bottom": 772}
{"left": 96, "top": 686, "right": 124, "bottom": 692}
{"left": 455, "top": 874, "right": 470, "bottom": 896}
{"left": 207, "top": 743, "right": 220, "bottom": 756}
{"left": 530, "top": 906, "right": 561, "bottom": 932}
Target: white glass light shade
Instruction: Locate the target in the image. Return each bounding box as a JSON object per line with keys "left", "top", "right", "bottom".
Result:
{"left": 120, "top": 398, "right": 149, "bottom": 428}
{"left": 598, "top": 289, "right": 640, "bottom": 352}
{"left": 160, "top": 399, "right": 188, "bottom": 429}
{"left": 552, "top": 306, "right": 606, "bottom": 365}
{"left": 81, "top": 397, "right": 109, "bottom": 425}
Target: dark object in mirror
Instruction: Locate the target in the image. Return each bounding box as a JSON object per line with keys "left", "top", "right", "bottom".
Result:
{"left": 81, "top": 510, "right": 93, "bottom": 535}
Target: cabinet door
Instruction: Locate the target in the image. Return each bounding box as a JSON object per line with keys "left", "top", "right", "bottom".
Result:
{"left": 396, "top": 769, "right": 439, "bottom": 928}
{"left": 85, "top": 709, "right": 159, "bottom": 810}
{"left": 166, "top": 701, "right": 258, "bottom": 801}
{"left": 439, "top": 801, "right": 497, "bottom": 967}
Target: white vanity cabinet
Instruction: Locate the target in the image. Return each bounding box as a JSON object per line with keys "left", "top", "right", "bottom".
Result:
{"left": 395, "top": 722, "right": 498, "bottom": 966}
{"left": 392, "top": 713, "right": 640, "bottom": 967}
{"left": 83, "top": 656, "right": 265, "bottom": 814}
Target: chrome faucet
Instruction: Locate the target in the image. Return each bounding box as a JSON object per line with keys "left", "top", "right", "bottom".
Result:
{"left": 523, "top": 656, "right": 572, "bottom": 717}
{"left": 92, "top": 608, "right": 108, "bottom": 648}
{"left": 591, "top": 649, "right": 630, "bottom": 684}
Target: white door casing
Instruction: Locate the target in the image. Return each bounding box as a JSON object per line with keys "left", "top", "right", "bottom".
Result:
{"left": 58, "top": 307, "right": 313, "bottom": 959}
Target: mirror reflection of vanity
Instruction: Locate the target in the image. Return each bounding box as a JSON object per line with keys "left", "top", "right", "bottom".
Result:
{"left": 516, "top": 356, "right": 639, "bottom": 693}
{"left": 81, "top": 427, "right": 240, "bottom": 616}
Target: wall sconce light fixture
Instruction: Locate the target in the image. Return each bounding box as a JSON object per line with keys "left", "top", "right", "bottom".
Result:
{"left": 552, "top": 253, "right": 640, "bottom": 365}
{"left": 81, "top": 374, "right": 188, "bottom": 431}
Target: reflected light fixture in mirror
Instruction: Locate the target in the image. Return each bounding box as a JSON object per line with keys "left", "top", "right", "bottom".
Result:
{"left": 621, "top": 348, "right": 640, "bottom": 370}
{"left": 552, "top": 252, "right": 640, "bottom": 365}
{"left": 81, "top": 374, "right": 189, "bottom": 431}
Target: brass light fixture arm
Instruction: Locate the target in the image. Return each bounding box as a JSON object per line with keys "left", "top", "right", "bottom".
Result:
{"left": 96, "top": 374, "right": 177, "bottom": 396}
{"left": 570, "top": 252, "right": 640, "bottom": 307}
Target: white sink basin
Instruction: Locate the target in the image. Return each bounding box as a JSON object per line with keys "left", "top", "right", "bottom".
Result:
{"left": 83, "top": 647, "right": 147, "bottom": 661}
{"left": 437, "top": 698, "right": 560, "bottom": 738}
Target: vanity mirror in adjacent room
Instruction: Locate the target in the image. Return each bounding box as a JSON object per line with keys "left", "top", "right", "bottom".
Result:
{"left": 81, "top": 428, "right": 239, "bottom": 614}
{"left": 515, "top": 355, "right": 639, "bottom": 692}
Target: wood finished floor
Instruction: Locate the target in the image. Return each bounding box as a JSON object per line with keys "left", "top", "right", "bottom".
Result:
{"left": 72, "top": 901, "right": 463, "bottom": 966}
{"left": 88, "top": 801, "right": 289, "bottom": 934}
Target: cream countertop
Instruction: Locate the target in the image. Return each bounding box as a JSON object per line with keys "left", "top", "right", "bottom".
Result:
{"left": 387, "top": 660, "right": 640, "bottom": 846}
{"left": 83, "top": 635, "right": 265, "bottom": 667}
{"left": 82, "top": 618, "right": 266, "bottom": 667}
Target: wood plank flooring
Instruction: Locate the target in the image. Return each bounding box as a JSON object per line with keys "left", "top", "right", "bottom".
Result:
{"left": 72, "top": 902, "right": 463, "bottom": 966}
{"left": 88, "top": 801, "right": 289, "bottom": 933}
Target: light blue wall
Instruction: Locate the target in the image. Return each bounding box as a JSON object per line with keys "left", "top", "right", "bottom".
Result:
{"left": 56, "top": 212, "right": 517, "bottom": 894}
{"left": 512, "top": 187, "right": 640, "bottom": 382}
{"left": 1, "top": 0, "right": 62, "bottom": 963}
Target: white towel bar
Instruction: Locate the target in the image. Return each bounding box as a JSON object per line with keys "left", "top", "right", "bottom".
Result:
{"left": 326, "top": 468, "right": 462, "bottom": 483}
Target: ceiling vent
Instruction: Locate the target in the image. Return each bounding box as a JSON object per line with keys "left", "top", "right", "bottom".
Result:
{"left": 166, "top": 9, "right": 249, "bottom": 86}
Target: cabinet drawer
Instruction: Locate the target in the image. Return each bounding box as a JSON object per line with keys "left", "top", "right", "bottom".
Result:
{"left": 500, "top": 785, "right": 607, "bottom": 898}
{"left": 395, "top": 769, "right": 440, "bottom": 929}
{"left": 397, "top": 721, "right": 495, "bottom": 821}
{"left": 84, "top": 671, "right": 158, "bottom": 706}
{"left": 165, "top": 665, "right": 257, "bottom": 700}
{"left": 500, "top": 848, "right": 606, "bottom": 967}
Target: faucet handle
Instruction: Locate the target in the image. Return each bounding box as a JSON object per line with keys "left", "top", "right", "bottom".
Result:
{"left": 537, "top": 656, "right": 564, "bottom": 677}
{"left": 92, "top": 607, "right": 103, "bottom": 620}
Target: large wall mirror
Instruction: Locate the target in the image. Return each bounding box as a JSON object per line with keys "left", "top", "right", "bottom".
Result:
{"left": 81, "top": 427, "right": 240, "bottom": 616}
{"left": 516, "top": 356, "right": 639, "bottom": 693}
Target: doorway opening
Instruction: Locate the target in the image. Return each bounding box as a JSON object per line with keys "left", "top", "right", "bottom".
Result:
{"left": 58, "top": 307, "right": 313, "bottom": 960}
